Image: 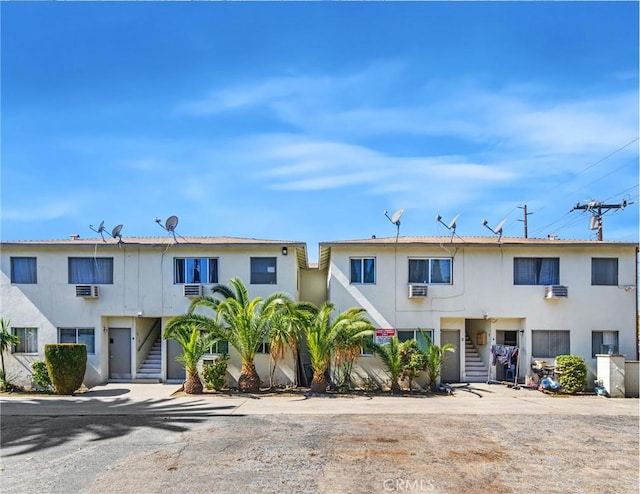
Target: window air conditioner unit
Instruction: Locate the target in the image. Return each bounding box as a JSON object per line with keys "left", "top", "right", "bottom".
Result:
{"left": 408, "top": 284, "right": 428, "bottom": 298}
{"left": 184, "top": 284, "right": 204, "bottom": 298}
{"left": 76, "top": 285, "right": 99, "bottom": 298}
{"left": 545, "top": 285, "right": 568, "bottom": 299}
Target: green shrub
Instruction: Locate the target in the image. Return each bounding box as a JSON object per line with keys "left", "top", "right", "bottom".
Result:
{"left": 31, "top": 360, "right": 53, "bottom": 390}
{"left": 555, "top": 354, "right": 587, "bottom": 394}
{"left": 202, "top": 354, "right": 229, "bottom": 391}
{"left": 45, "top": 344, "right": 87, "bottom": 395}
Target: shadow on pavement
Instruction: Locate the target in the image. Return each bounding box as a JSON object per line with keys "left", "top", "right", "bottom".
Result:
{"left": 0, "top": 396, "right": 240, "bottom": 458}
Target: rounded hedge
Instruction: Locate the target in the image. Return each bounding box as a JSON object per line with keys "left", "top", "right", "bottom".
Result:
{"left": 45, "top": 344, "right": 87, "bottom": 395}
{"left": 555, "top": 354, "right": 587, "bottom": 394}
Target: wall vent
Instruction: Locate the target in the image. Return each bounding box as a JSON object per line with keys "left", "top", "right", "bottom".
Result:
{"left": 76, "top": 285, "right": 99, "bottom": 298}
{"left": 408, "top": 284, "right": 428, "bottom": 298}
{"left": 544, "top": 285, "right": 568, "bottom": 299}
{"left": 184, "top": 284, "right": 203, "bottom": 298}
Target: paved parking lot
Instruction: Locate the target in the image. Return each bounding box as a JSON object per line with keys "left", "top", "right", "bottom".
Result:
{"left": 1, "top": 384, "right": 638, "bottom": 493}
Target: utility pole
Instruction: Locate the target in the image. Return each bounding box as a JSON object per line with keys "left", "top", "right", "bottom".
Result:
{"left": 517, "top": 204, "right": 533, "bottom": 238}
{"left": 571, "top": 200, "right": 628, "bottom": 241}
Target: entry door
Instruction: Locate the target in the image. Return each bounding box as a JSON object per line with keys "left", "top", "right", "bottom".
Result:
{"left": 167, "top": 339, "right": 186, "bottom": 381}
{"left": 440, "top": 330, "right": 460, "bottom": 383}
{"left": 109, "top": 328, "right": 132, "bottom": 379}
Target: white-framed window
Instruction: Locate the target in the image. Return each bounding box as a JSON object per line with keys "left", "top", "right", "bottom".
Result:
{"left": 68, "top": 257, "right": 113, "bottom": 284}
{"left": 591, "top": 258, "right": 618, "bottom": 286}
{"left": 174, "top": 258, "right": 218, "bottom": 284}
{"left": 408, "top": 258, "right": 452, "bottom": 284}
{"left": 10, "top": 257, "right": 37, "bottom": 284}
{"left": 592, "top": 330, "right": 619, "bottom": 357}
{"left": 397, "top": 329, "right": 433, "bottom": 351}
{"left": 256, "top": 340, "right": 270, "bottom": 354}
{"left": 350, "top": 257, "right": 376, "bottom": 284}
{"left": 205, "top": 340, "right": 229, "bottom": 355}
{"left": 514, "top": 258, "right": 559, "bottom": 285}
{"left": 58, "top": 328, "right": 95, "bottom": 354}
{"left": 250, "top": 257, "right": 277, "bottom": 285}
{"left": 12, "top": 327, "right": 38, "bottom": 353}
{"left": 531, "top": 330, "right": 570, "bottom": 358}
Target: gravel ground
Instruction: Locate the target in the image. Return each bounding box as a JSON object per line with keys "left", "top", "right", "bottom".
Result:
{"left": 2, "top": 389, "right": 638, "bottom": 494}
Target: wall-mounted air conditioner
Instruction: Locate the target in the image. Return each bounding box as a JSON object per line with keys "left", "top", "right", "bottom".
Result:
{"left": 544, "top": 285, "right": 568, "bottom": 299}
{"left": 76, "top": 285, "right": 99, "bottom": 298}
{"left": 408, "top": 284, "right": 428, "bottom": 298}
{"left": 184, "top": 284, "right": 204, "bottom": 298}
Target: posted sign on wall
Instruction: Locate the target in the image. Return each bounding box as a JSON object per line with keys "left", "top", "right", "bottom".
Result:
{"left": 375, "top": 328, "right": 396, "bottom": 345}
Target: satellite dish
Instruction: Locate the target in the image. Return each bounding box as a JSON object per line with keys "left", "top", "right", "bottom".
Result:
{"left": 112, "top": 224, "right": 123, "bottom": 239}
{"left": 493, "top": 218, "right": 507, "bottom": 234}
{"left": 482, "top": 217, "right": 507, "bottom": 240}
{"left": 89, "top": 220, "right": 108, "bottom": 242}
{"left": 165, "top": 215, "right": 179, "bottom": 232}
{"left": 448, "top": 214, "right": 460, "bottom": 230}
{"left": 97, "top": 221, "right": 105, "bottom": 233}
{"left": 391, "top": 209, "right": 404, "bottom": 225}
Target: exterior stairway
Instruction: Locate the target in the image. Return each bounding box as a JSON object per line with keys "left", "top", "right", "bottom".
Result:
{"left": 465, "top": 337, "right": 488, "bottom": 383}
{"left": 136, "top": 338, "right": 162, "bottom": 382}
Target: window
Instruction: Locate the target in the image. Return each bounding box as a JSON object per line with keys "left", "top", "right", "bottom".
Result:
{"left": 592, "top": 331, "right": 619, "bottom": 357}
{"left": 397, "top": 329, "right": 433, "bottom": 351}
{"left": 68, "top": 258, "right": 113, "bottom": 284}
{"left": 250, "top": 257, "right": 277, "bottom": 284}
{"left": 592, "top": 258, "right": 618, "bottom": 286}
{"left": 206, "top": 340, "right": 229, "bottom": 355}
{"left": 10, "top": 257, "right": 37, "bottom": 284}
{"left": 12, "top": 328, "right": 37, "bottom": 353}
{"left": 514, "top": 258, "right": 559, "bottom": 285}
{"left": 174, "top": 258, "right": 218, "bottom": 284}
{"left": 531, "top": 330, "right": 570, "bottom": 358}
{"left": 256, "top": 340, "right": 270, "bottom": 354}
{"left": 350, "top": 258, "right": 376, "bottom": 284}
{"left": 408, "top": 258, "right": 452, "bottom": 284}
{"left": 58, "top": 328, "right": 95, "bottom": 354}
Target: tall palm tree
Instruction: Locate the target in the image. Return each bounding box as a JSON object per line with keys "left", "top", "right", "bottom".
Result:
{"left": 371, "top": 336, "right": 407, "bottom": 394}
{"left": 189, "top": 278, "right": 294, "bottom": 393}
{"left": 267, "top": 301, "right": 314, "bottom": 388}
{"left": 304, "top": 302, "right": 374, "bottom": 393}
{"left": 163, "top": 320, "right": 219, "bottom": 394}
{"left": 0, "top": 318, "right": 20, "bottom": 385}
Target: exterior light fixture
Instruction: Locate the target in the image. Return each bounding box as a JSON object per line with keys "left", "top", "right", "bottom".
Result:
{"left": 282, "top": 246, "right": 288, "bottom": 256}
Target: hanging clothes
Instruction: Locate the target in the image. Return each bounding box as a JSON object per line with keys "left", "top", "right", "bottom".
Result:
{"left": 491, "top": 345, "right": 519, "bottom": 370}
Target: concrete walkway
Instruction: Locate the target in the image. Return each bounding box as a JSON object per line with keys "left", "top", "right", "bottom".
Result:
{"left": 1, "top": 382, "right": 637, "bottom": 417}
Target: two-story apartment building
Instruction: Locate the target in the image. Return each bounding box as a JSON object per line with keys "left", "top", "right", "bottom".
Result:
{"left": 317, "top": 236, "right": 638, "bottom": 386}
{"left": 1, "top": 236, "right": 308, "bottom": 388}
{"left": 1, "top": 234, "right": 637, "bottom": 390}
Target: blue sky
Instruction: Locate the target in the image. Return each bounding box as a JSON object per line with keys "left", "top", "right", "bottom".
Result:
{"left": 2, "top": 2, "right": 638, "bottom": 261}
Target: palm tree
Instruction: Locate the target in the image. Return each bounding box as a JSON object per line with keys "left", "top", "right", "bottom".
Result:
{"left": 0, "top": 318, "right": 20, "bottom": 386}
{"left": 371, "top": 336, "right": 407, "bottom": 394}
{"left": 304, "top": 302, "right": 374, "bottom": 393}
{"left": 189, "top": 278, "right": 294, "bottom": 393}
{"left": 163, "top": 320, "right": 219, "bottom": 394}
{"left": 424, "top": 337, "right": 456, "bottom": 392}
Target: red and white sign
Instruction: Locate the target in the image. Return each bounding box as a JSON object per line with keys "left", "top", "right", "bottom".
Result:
{"left": 375, "top": 328, "right": 396, "bottom": 344}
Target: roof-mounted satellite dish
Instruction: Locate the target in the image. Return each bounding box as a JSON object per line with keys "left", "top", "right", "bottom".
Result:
{"left": 89, "top": 220, "right": 108, "bottom": 242}
{"left": 156, "top": 215, "right": 182, "bottom": 243}
{"left": 384, "top": 209, "right": 404, "bottom": 241}
{"left": 482, "top": 217, "right": 507, "bottom": 241}
{"left": 436, "top": 213, "right": 461, "bottom": 242}
{"left": 165, "top": 215, "right": 179, "bottom": 232}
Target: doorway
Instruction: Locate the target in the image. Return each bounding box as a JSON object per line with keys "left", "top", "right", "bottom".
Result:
{"left": 166, "top": 338, "right": 185, "bottom": 382}
{"left": 109, "top": 328, "right": 132, "bottom": 380}
{"left": 495, "top": 330, "right": 519, "bottom": 381}
{"left": 440, "top": 330, "right": 460, "bottom": 383}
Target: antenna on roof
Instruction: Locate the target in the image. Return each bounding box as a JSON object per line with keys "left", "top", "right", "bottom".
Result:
{"left": 482, "top": 217, "right": 507, "bottom": 241}
{"left": 384, "top": 209, "right": 404, "bottom": 241}
{"left": 155, "top": 215, "right": 183, "bottom": 243}
{"left": 436, "top": 213, "right": 460, "bottom": 242}
{"left": 90, "top": 220, "right": 124, "bottom": 244}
